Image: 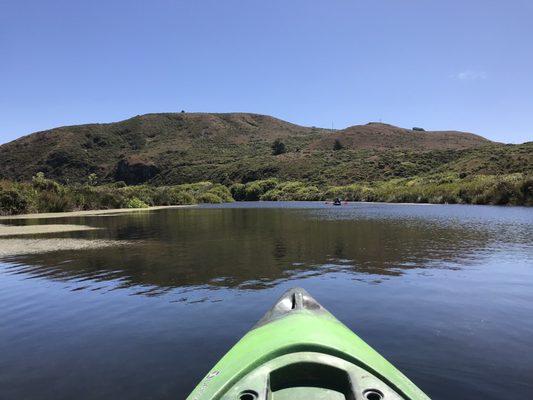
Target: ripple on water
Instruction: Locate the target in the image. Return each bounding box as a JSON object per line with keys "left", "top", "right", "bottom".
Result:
{"left": 0, "top": 203, "right": 532, "bottom": 400}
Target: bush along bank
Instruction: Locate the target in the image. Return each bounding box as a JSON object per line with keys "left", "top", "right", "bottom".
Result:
{"left": 230, "top": 173, "right": 532, "bottom": 205}
{"left": 0, "top": 173, "right": 233, "bottom": 216}
{"left": 1, "top": 172, "right": 531, "bottom": 215}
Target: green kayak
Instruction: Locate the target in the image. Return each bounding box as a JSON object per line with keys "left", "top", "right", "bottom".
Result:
{"left": 187, "top": 288, "right": 430, "bottom": 400}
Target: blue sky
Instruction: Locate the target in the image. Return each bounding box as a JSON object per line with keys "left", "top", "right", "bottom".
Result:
{"left": 1, "top": 0, "right": 532, "bottom": 144}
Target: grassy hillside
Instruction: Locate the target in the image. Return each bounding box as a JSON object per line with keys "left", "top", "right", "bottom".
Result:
{"left": 1, "top": 112, "right": 516, "bottom": 187}
{"left": 0, "top": 112, "right": 530, "bottom": 213}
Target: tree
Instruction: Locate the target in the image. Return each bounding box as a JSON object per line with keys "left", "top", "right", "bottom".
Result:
{"left": 271, "top": 139, "right": 287, "bottom": 155}
{"left": 333, "top": 139, "right": 344, "bottom": 151}
{"left": 32, "top": 172, "right": 46, "bottom": 184}
{"left": 87, "top": 173, "right": 98, "bottom": 186}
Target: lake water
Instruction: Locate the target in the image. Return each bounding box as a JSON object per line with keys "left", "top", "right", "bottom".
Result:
{"left": 1, "top": 202, "right": 532, "bottom": 399}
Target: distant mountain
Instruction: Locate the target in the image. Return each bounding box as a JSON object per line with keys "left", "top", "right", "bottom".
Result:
{"left": 0, "top": 113, "right": 530, "bottom": 185}
{"left": 309, "top": 122, "right": 492, "bottom": 151}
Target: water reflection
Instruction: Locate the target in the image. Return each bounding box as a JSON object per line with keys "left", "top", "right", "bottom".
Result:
{"left": 1, "top": 203, "right": 532, "bottom": 400}
{"left": 2, "top": 203, "right": 530, "bottom": 294}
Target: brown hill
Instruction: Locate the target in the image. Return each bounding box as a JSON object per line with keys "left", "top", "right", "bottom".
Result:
{"left": 0, "top": 112, "right": 511, "bottom": 186}
{"left": 313, "top": 122, "right": 491, "bottom": 151}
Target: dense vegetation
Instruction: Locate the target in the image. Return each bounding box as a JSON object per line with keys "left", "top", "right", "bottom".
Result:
{"left": 231, "top": 174, "right": 532, "bottom": 205}
{"left": 1, "top": 172, "right": 530, "bottom": 216}
{"left": 0, "top": 113, "right": 497, "bottom": 186}
{"left": 0, "top": 113, "right": 530, "bottom": 214}
{"left": 0, "top": 173, "right": 233, "bottom": 215}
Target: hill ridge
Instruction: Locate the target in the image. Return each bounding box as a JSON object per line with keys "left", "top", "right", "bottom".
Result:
{"left": 1, "top": 112, "right": 528, "bottom": 186}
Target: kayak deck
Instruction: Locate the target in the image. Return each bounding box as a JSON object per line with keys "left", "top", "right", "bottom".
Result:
{"left": 221, "top": 351, "right": 404, "bottom": 400}
{"left": 187, "top": 288, "right": 430, "bottom": 400}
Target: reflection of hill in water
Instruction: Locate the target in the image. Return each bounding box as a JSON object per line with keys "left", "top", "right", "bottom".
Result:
{"left": 0, "top": 206, "right": 502, "bottom": 294}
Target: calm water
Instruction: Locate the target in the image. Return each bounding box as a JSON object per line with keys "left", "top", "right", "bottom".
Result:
{"left": 1, "top": 202, "right": 532, "bottom": 399}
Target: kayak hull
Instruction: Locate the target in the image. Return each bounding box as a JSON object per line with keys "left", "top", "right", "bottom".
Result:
{"left": 187, "top": 288, "right": 430, "bottom": 400}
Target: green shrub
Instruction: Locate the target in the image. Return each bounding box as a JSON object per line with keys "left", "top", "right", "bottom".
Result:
{"left": 518, "top": 177, "right": 532, "bottom": 205}
{"left": 119, "top": 185, "right": 157, "bottom": 206}
{"left": 87, "top": 173, "right": 98, "bottom": 186}
{"left": 196, "top": 192, "right": 223, "bottom": 204}
{"left": 153, "top": 187, "right": 197, "bottom": 205}
{"left": 244, "top": 179, "right": 279, "bottom": 200}
{"left": 230, "top": 183, "right": 246, "bottom": 201}
{"left": 360, "top": 187, "right": 378, "bottom": 202}
{"left": 151, "top": 187, "right": 177, "bottom": 205}
{"left": 271, "top": 139, "right": 286, "bottom": 155}
{"left": 114, "top": 181, "right": 127, "bottom": 188}
{"left": 37, "top": 190, "right": 73, "bottom": 212}
{"left": 125, "top": 197, "right": 149, "bottom": 208}
{"left": 98, "top": 191, "right": 125, "bottom": 209}
{"left": 244, "top": 183, "right": 263, "bottom": 201}
{"left": 32, "top": 172, "right": 62, "bottom": 193}
{"left": 486, "top": 180, "right": 515, "bottom": 205}
{"left": 260, "top": 181, "right": 321, "bottom": 201}
{"left": 296, "top": 186, "right": 321, "bottom": 201}
{"left": 171, "top": 191, "right": 196, "bottom": 205}
{"left": 179, "top": 181, "right": 214, "bottom": 195}
{"left": 68, "top": 186, "right": 123, "bottom": 210}
{"left": 324, "top": 184, "right": 364, "bottom": 201}
{"left": 260, "top": 189, "right": 282, "bottom": 201}
{"left": 0, "top": 188, "right": 31, "bottom": 215}
{"left": 207, "top": 184, "right": 234, "bottom": 202}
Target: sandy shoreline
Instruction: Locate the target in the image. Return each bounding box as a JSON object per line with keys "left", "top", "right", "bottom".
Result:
{"left": 0, "top": 223, "right": 125, "bottom": 257}
{"left": 0, "top": 205, "right": 193, "bottom": 221}
{"left": 0, "top": 238, "right": 129, "bottom": 257}
{"left": 0, "top": 205, "right": 194, "bottom": 257}
{"left": 0, "top": 224, "right": 99, "bottom": 237}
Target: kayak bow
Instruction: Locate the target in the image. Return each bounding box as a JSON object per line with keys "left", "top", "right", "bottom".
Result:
{"left": 187, "top": 288, "right": 430, "bottom": 400}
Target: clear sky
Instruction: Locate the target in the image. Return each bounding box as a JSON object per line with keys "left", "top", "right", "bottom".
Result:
{"left": 1, "top": 0, "right": 532, "bottom": 144}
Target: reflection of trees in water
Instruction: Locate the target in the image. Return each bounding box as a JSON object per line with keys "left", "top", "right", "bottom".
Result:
{"left": 333, "top": 239, "right": 345, "bottom": 260}
{"left": 1, "top": 207, "right": 498, "bottom": 294}
{"left": 273, "top": 240, "right": 287, "bottom": 261}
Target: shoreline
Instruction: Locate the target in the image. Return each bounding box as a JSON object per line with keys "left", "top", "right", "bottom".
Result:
{"left": 0, "top": 238, "right": 129, "bottom": 257}
{"left": 0, "top": 205, "right": 194, "bottom": 221}
{"left": 0, "top": 224, "right": 99, "bottom": 237}
{"left": 0, "top": 200, "right": 521, "bottom": 221}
